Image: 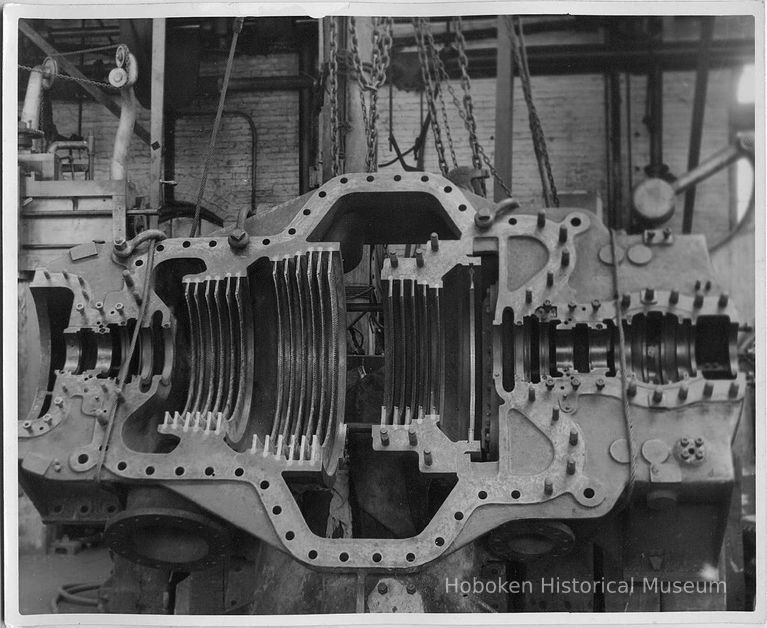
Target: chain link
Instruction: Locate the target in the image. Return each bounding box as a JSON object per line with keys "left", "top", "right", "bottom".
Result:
{"left": 19, "top": 63, "right": 117, "bottom": 90}
{"left": 328, "top": 17, "right": 342, "bottom": 176}
{"left": 413, "top": 18, "right": 449, "bottom": 176}
{"left": 423, "top": 29, "right": 457, "bottom": 169}
{"left": 454, "top": 17, "right": 486, "bottom": 196}
{"left": 418, "top": 21, "right": 512, "bottom": 197}
{"left": 349, "top": 16, "right": 393, "bottom": 172}
{"left": 506, "top": 16, "right": 559, "bottom": 207}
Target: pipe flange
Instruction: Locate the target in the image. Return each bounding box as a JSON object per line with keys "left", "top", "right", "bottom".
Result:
{"left": 486, "top": 520, "right": 576, "bottom": 562}
{"left": 104, "top": 506, "right": 231, "bottom": 571}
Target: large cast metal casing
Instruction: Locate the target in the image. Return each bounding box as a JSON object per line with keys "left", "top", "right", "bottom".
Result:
{"left": 19, "top": 172, "right": 744, "bottom": 574}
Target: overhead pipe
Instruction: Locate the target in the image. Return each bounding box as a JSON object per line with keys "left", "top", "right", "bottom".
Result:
{"left": 20, "top": 57, "right": 57, "bottom": 131}
{"left": 108, "top": 45, "right": 139, "bottom": 181}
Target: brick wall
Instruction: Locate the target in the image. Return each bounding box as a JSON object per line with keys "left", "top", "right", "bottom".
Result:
{"left": 48, "top": 52, "right": 300, "bottom": 225}
{"left": 42, "top": 42, "right": 743, "bottom": 250}
{"left": 375, "top": 68, "right": 737, "bottom": 244}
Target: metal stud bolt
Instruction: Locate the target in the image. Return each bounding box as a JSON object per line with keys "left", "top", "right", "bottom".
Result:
{"left": 552, "top": 407, "right": 560, "bottom": 422}
{"left": 545, "top": 378, "right": 555, "bottom": 390}
{"left": 694, "top": 280, "right": 701, "bottom": 291}
{"left": 122, "top": 270, "right": 135, "bottom": 288}
{"left": 678, "top": 383, "right": 689, "bottom": 400}
{"left": 561, "top": 249, "right": 570, "bottom": 267}
{"left": 627, "top": 380, "right": 637, "bottom": 397}
{"left": 408, "top": 427, "right": 417, "bottom": 446}
{"left": 569, "top": 429, "right": 579, "bottom": 446}
{"left": 695, "top": 437, "right": 704, "bottom": 446}
{"left": 380, "top": 428, "right": 389, "bottom": 447}
{"left": 718, "top": 293, "right": 729, "bottom": 308}
{"left": 424, "top": 450, "right": 433, "bottom": 466}
{"left": 729, "top": 381, "right": 740, "bottom": 398}
{"left": 430, "top": 232, "right": 439, "bottom": 252}
{"left": 571, "top": 377, "right": 581, "bottom": 390}
{"left": 591, "top": 299, "right": 601, "bottom": 312}
{"left": 525, "top": 289, "right": 533, "bottom": 304}
{"left": 546, "top": 271, "right": 554, "bottom": 287}
{"left": 537, "top": 211, "right": 546, "bottom": 229}
{"left": 415, "top": 249, "right": 424, "bottom": 268}
{"left": 695, "top": 450, "right": 705, "bottom": 460}
{"left": 389, "top": 252, "right": 398, "bottom": 268}
{"left": 566, "top": 458, "right": 576, "bottom": 475}
{"left": 693, "top": 293, "right": 704, "bottom": 309}
{"left": 559, "top": 224, "right": 568, "bottom": 243}
{"left": 568, "top": 301, "right": 577, "bottom": 311}
{"left": 528, "top": 385, "right": 536, "bottom": 402}
{"left": 378, "top": 582, "right": 388, "bottom": 595}
{"left": 53, "top": 397, "right": 63, "bottom": 407}
{"left": 703, "top": 382, "right": 714, "bottom": 397}
{"left": 669, "top": 290, "right": 679, "bottom": 305}
{"left": 652, "top": 387, "right": 663, "bottom": 404}
{"left": 680, "top": 437, "right": 689, "bottom": 447}
{"left": 621, "top": 293, "right": 631, "bottom": 309}
{"left": 406, "top": 583, "right": 417, "bottom": 595}
{"left": 544, "top": 478, "right": 553, "bottom": 495}
{"left": 644, "top": 287, "right": 655, "bottom": 302}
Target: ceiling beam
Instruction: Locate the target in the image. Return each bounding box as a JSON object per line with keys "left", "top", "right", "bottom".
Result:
{"left": 19, "top": 20, "right": 151, "bottom": 145}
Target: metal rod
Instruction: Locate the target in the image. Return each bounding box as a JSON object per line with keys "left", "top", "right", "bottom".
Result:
{"left": 682, "top": 17, "right": 716, "bottom": 234}
{"left": 149, "top": 18, "right": 166, "bottom": 225}
{"left": 671, "top": 143, "right": 741, "bottom": 194}
{"left": 493, "top": 16, "right": 514, "bottom": 201}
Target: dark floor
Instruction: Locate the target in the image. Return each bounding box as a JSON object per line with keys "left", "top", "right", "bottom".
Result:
{"left": 19, "top": 547, "right": 112, "bottom": 614}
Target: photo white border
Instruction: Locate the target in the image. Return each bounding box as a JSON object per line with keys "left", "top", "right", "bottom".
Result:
{"left": 3, "top": 1, "right": 765, "bottom": 626}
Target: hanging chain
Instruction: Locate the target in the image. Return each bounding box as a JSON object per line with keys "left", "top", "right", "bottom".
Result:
{"left": 328, "top": 17, "right": 341, "bottom": 176}
{"left": 507, "top": 16, "right": 559, "bottom": 207}
{"left": 422, "top": 28, "right": 457, "bottom": 169}
{"left": 413, "top": 18, "right": 449, "bottom": 176}
{"left": 420, "top": 20, "right": 512, "bottom": 197}
{"left": 454, "top": 17, "right": 486, "bottom": 196}
{"left": 19, "top": 63, "right": 117, "bottom": 91}
{"left": 349, "top": 16, "right": 393, "bottom": 172}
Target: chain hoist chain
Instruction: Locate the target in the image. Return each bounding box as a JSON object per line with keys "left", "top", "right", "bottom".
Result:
{"left": 454, "top": 17, "right": 486, "bottom": 196}
{"left": 423, "top": 28, "right": 457, "bottom": 169}
{"left": 507, "top": 16, "right": 559, "bottom": 207}
{"left": 19, "top": 64, "right": 117, "bottom": 91}
{"left": 420, "top": 22, "right": 512, "bottom": 197}
{"left": 328, "top": 17, "right": 342, "bottom": 176}
{"left": 349, "top": 16, "right": 393, "bottom": 172}
{"left": 413, "top": 18, "right": 449, "bottom": 177}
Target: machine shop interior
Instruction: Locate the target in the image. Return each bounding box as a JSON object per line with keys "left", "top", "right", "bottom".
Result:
{"left": 12, "top": 11, "right": 759, "bottom": 618}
